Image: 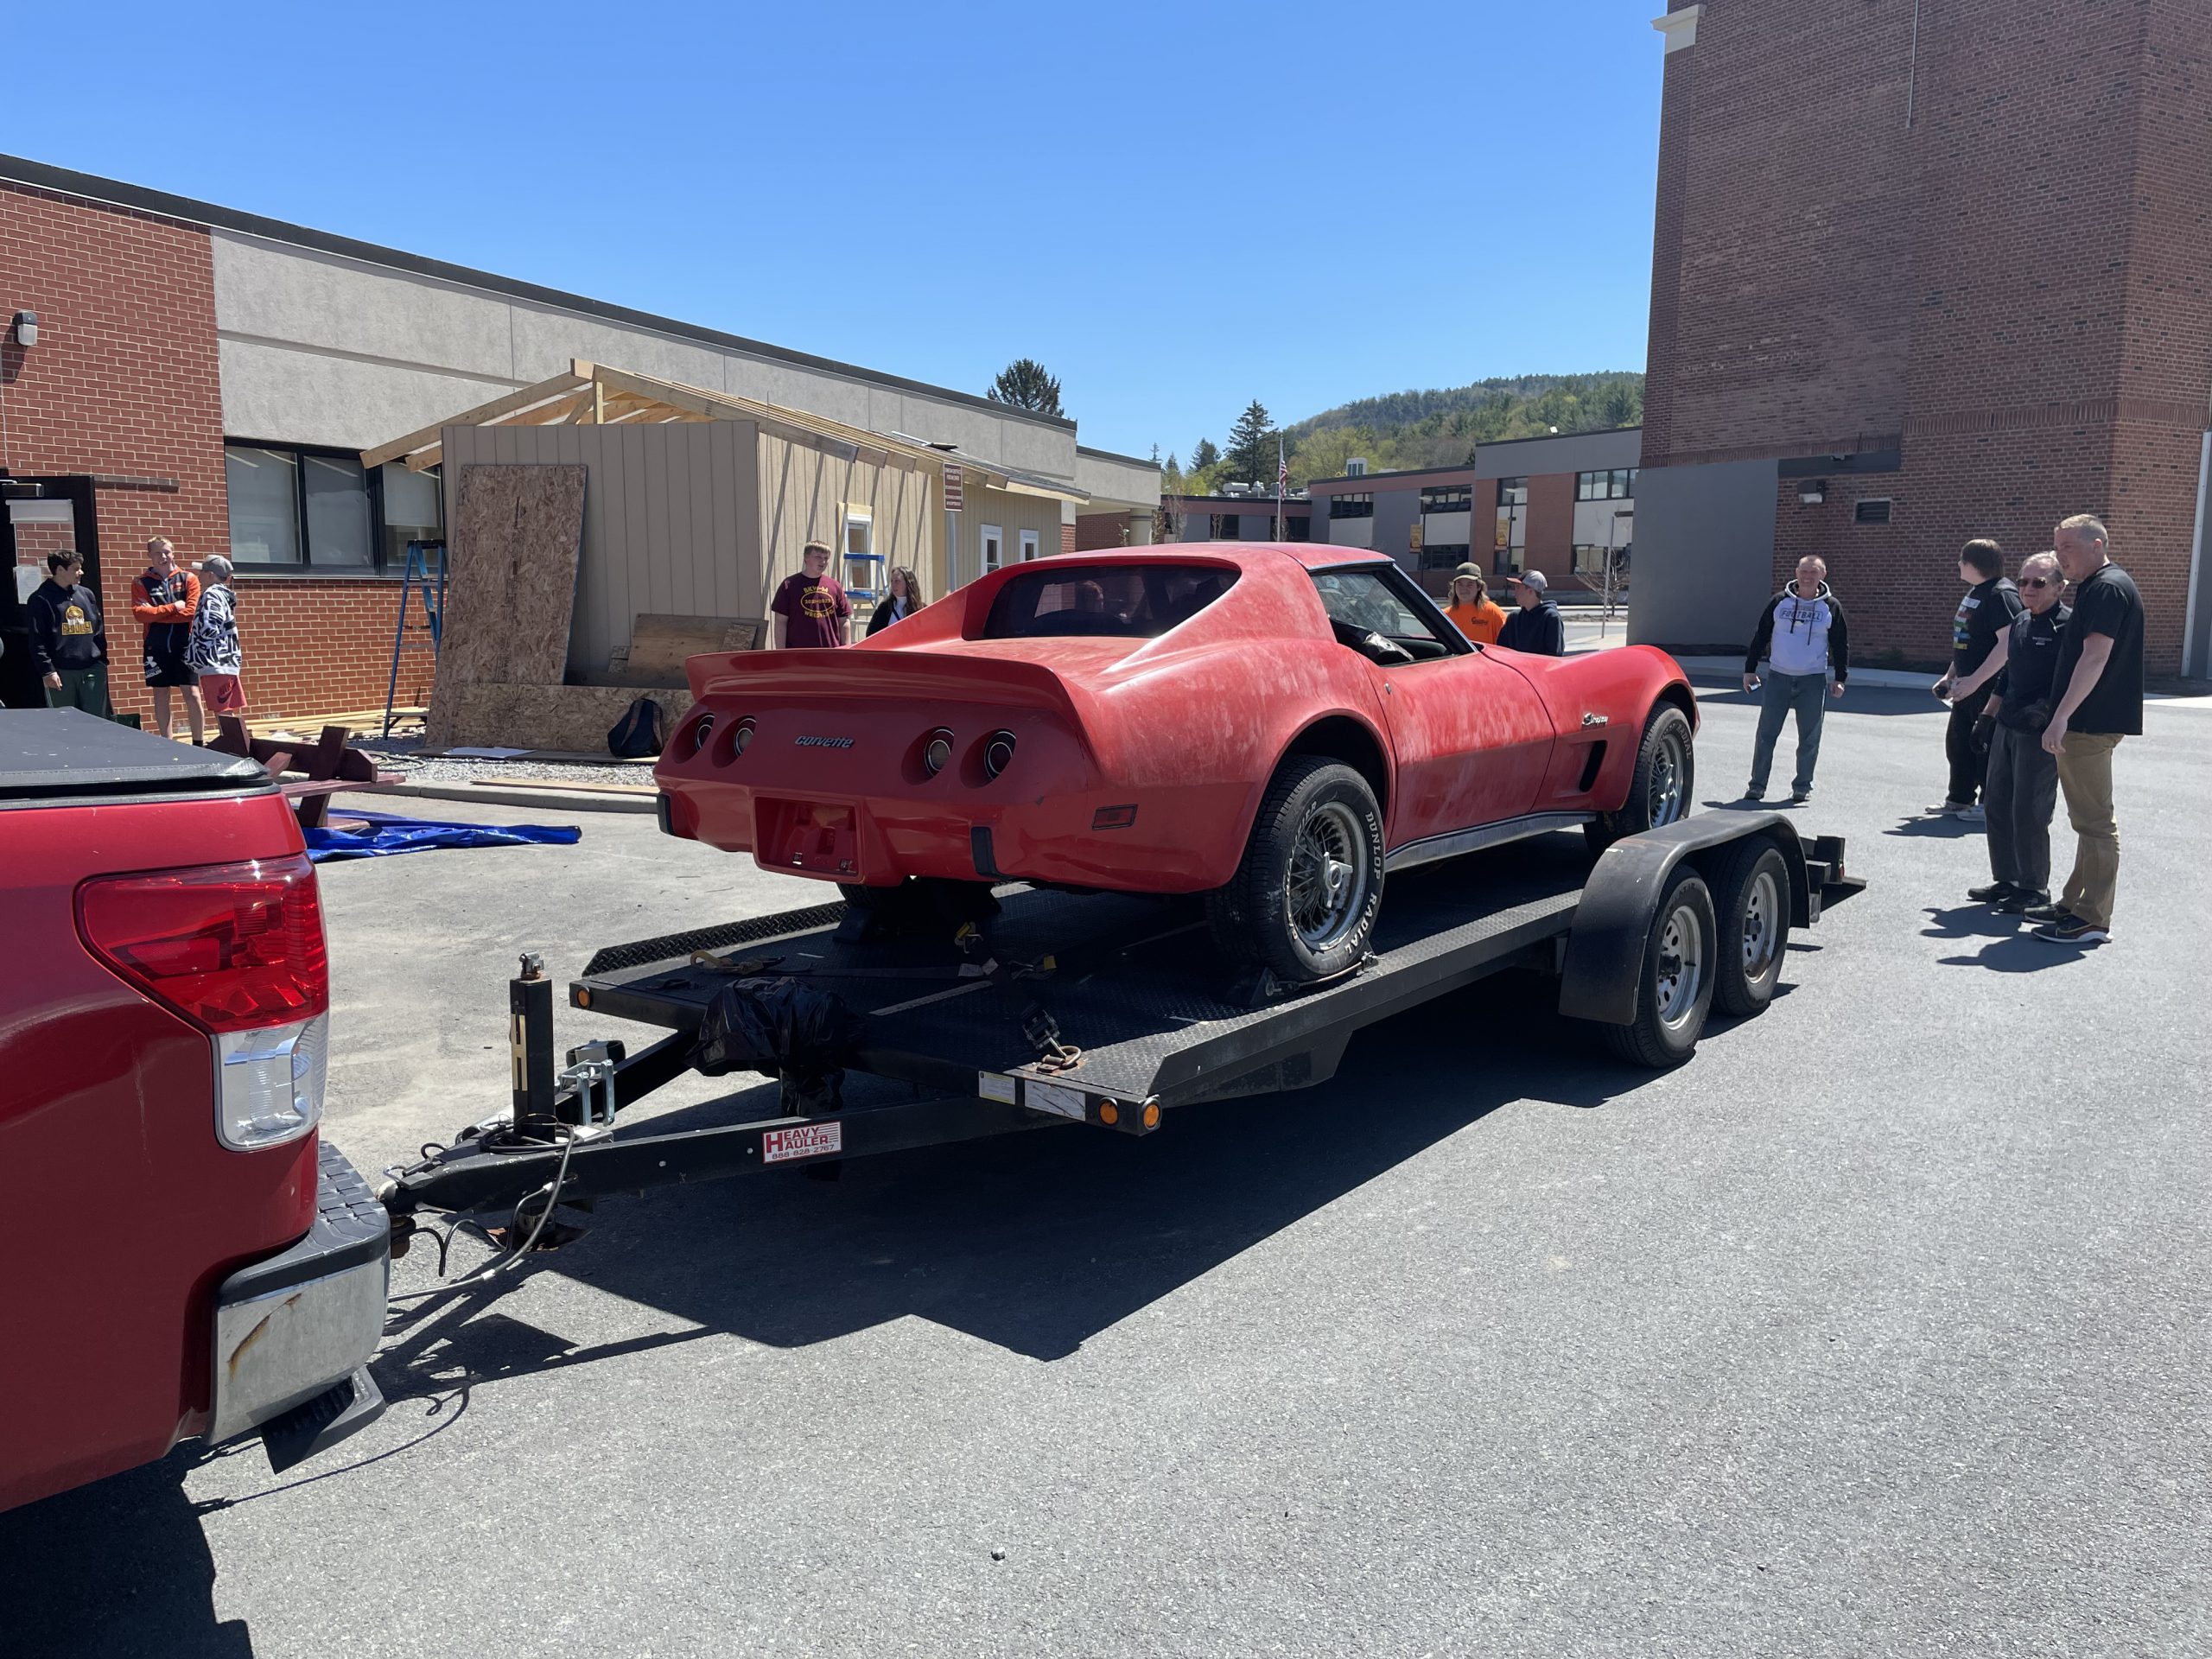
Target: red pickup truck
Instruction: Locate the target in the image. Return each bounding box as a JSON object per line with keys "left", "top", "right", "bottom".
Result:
{"left": 1, "top": 709, "right": 388, "bottom": 1512}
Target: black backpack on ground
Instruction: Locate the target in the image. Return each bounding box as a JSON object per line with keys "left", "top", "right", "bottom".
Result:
{"left": 607, "top": 696, "right": 667, "bottom": 758}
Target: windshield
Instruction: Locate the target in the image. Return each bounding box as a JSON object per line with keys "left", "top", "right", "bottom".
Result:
{"left": 982, "top": 563, "right": 1238, "bottom": 639}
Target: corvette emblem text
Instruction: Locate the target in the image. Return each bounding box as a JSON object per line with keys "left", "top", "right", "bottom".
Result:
{"left": 793, "top": 735, "right": 855, "bottom": 748}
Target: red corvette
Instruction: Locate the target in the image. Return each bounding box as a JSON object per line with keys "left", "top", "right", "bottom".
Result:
{"left": 656, "top": 547, "right": 1695, "bottom": 982}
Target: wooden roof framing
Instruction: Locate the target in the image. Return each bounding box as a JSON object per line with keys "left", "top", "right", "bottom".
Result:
{"left": 363, "top": 360, "right": 934, "bottom": 476}
{"left": 359, "top": 360, "right": 1090, "bottom": 505}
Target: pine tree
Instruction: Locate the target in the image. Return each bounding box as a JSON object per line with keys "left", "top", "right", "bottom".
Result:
{"left": 1191, "top": 437, "right": 1220, "bottom": 471}
{"left": 1226, "top": 401, "right": 1278, "bottom": 489}
{"left": 985, "top": 359, "right": 1065, "bottom": 416}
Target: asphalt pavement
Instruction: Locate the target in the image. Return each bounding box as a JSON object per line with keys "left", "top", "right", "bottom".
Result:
{"left": 9, "top": 677, "right": 2208, "bottom": 1658}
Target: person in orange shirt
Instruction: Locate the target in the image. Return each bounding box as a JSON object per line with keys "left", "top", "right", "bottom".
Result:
{"left": 131, "top": 537, "right": 205, "bottom": 743}
{"left": 1442, "top": 563, "right": 1506, "bottom": 645}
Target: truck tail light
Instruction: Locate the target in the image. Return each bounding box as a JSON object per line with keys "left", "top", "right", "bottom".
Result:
{"left": 78, "top": 856, "right": 331, "bottom": 1151}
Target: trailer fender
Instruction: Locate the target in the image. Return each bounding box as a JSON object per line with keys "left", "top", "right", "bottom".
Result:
{"left": 1558, "top": 812, "right": 1810, "bottom": 1026}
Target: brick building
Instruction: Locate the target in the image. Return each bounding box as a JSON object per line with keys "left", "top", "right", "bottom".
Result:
{"left": 0, "top": 155, "right": 1157, "bottom": 722}
{"left": 1632, "top": 0, "right": 2212, "bottom": 677}
{"left": 1306, "top": 427, "right": 1642, "bottom": 598}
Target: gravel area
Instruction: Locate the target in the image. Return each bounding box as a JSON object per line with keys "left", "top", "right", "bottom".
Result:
{"left": 351, "top": 736, "right": 656, "bottom": 791}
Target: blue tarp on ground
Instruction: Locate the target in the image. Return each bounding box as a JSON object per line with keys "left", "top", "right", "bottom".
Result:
{"left": 304, "top": 808, "right": 582, "bottom": 862}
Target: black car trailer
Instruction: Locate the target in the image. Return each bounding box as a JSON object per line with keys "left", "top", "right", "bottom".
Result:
{"left": 378, "top": 812, "right": 1862, "bottom": 1240}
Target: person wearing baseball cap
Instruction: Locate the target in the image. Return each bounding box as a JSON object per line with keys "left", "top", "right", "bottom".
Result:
{"left": 1442, "top": 563, "right": 1506, "bottom": 646}
{"left": 1496, "top": 569, "right": 1564, "bottom": 656}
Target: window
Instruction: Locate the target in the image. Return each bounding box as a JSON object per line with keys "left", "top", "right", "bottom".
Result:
{"left": 226, "top": 447, "right": 302, "bottom": 564}
{"left": 1493, "top": 478, "right": 1528, "bottom": 574}
{"left": 1419, "top": 486, "right": 1471, "bottom": 512}
{"left": 981, "top": 524, "right": 1003, "bottom": 575}
{"left": 1420, "top": 543, "right": 1471, "bottom": 571}
{"left": 381, "top": 463, "right": 442, "bottom": 566}
{"left": 1211, "top": 512, "right": 1243, "bottom": 540}
{"left": 982, "top": 563, "right": 1238, "bottom": 639}
{"left": 227, "top": 442, "right": 443, "bottom": 570}
{"left": 1575, "top": 467, "right": 1638, "bottom": 502}
{"left": 1285, "top": 515, "right": 1311, "bottom": 543}
{"left": 1310, "top": 567, "right": 1462, "bottom": 662}
{"left": 1329, "top": 493, "right": 1375, "bottom": 518}
{"left": 1019, "top": 528, "right": 1041, "bottom": 562}
{"left": 1854, "top": 498, "right": 1892, "bottom": 524}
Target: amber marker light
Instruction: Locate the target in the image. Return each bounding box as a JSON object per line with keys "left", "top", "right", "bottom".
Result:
{"left": 1142, "top": 1102, "right": 1160, "bottom": 1128}
{"left": 1098, "top": 1101, "right": 1120, "bottom": 1126}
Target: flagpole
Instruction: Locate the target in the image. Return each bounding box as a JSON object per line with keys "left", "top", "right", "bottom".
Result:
{"left": 1274, "top": 434, "right": 1285, "bottom": 541}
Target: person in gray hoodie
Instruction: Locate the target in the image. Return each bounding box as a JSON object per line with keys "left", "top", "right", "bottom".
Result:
{"left": 1741, "top": 556, "right": 1850, "bottom": 803}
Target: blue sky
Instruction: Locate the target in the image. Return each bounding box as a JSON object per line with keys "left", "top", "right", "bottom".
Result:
{"left": 4, "top": 1, "right": 1663, "bottom": 461}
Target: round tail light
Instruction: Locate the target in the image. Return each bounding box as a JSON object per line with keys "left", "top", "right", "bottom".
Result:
{"left": 983, "top": 730, "right": 1017, "bottom": 779}
{"left": 924, "top": 728, "right": 954, "bottom": 775}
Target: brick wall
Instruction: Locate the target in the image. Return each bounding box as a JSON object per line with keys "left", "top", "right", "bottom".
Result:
{"left": 1525, "top": 472, "right": 1576, "bottom": 577}
{"left": 3, "top": 176, "right": 427, "bottom": 722}
{"left": 1650, "top": 0, "right": 2211, "bottom": 674}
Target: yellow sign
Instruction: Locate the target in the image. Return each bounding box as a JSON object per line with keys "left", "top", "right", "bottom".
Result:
{"left": 1409, "top": 524, "right": 1423, "bottom": 551}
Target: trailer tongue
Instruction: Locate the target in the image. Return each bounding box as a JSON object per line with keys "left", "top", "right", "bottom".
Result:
{"left": 379, "top": 815, "right": 1863, "bottom": 1238}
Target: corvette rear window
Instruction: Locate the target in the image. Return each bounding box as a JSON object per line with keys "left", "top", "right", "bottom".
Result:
{"left": 982, "top": 564, "right": 1238, "bottom": 639}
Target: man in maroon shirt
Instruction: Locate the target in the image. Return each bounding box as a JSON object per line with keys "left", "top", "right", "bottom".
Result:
{"left": 772, "top": 541, "right": 850, "bottom": 648}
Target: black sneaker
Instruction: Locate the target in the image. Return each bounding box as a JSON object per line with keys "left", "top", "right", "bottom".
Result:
{"left": 1993, "top": 889, "right": 2050, "bottom": 914}
{"left": 2021, "top": 901, "right": 2071, "bottom": 925}
{"left": 1742, "top": 786, "right": 1764, "bottom": 803}
{"left": 1789, "top": 789, "right": 1811, "bottom": 804}
{"left": 1967, "top": 882, "right": 2016, "bottom": 904}
{"left": 2033, "top": 916, "right": 2109, "bottom": 944}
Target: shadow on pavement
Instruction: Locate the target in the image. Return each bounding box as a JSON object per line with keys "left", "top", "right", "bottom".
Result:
{"left": 374, "top": 971, "right": 1665, "bottom": 1388}
{"left": 0, "top": 1452, "right": 253, "bottom": 1658}
{"left": 1921, "top": 903, "right": 2018, "bottom": 941}
{"left": 1936, "top": 934, "right": 2084, "bottom": 972}
{"left": 1887, "top": 814, "right": 1980, "bottom": 838}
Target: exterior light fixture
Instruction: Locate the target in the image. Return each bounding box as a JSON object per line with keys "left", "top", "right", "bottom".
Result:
{"left": 1799, "top": 480, "right": 1827, "bottom": 505}
{"left": 10, "top": 311, "right": 35, "bottom": 348}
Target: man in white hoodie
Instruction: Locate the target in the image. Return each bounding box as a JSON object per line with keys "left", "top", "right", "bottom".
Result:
{"left": 1740, "top": 556, "right": 1850, "bottom": 804}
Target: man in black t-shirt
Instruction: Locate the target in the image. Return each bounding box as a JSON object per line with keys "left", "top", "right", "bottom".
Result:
{"left": 1929, "top": 538, "right": 2022, "bottom": 818}
{"left": 1948, "top": 551, "right": 2068, "bottom": 910}
{"left": 2026, "top": 513, "right": 2144, "bottom": 944}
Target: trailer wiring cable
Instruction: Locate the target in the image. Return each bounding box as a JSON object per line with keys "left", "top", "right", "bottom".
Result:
{"left": 385, "top": 1123, "right": 578, "bottom": 1306}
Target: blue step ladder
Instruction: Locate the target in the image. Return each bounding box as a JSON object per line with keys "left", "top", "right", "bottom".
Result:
{"left": 383, "top": 540, "right": 447, "bottom": 739}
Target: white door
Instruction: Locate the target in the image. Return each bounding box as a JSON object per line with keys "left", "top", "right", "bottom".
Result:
{"left": 982, "top": 524, "right": 1003, "bottom": 575}
{"left": 1019, "top": 528, "right": 1040, "bottom": 563}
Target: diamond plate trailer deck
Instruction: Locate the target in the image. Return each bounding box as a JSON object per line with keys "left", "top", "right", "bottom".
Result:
{"left": 380, "top": 815, "right": 1861, "bottom": 1229}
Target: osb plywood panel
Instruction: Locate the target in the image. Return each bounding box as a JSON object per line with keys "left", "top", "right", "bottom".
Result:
{"left": 621, "top": 613, "right": 766, "bottom": 679}
{"left": 425, "top": 462, "right": 587, "bottom": 745}
{"left": 445, "top": 683, "right": 665, "bottom": 753}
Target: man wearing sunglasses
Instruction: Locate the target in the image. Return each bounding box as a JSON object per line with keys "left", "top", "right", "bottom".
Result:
{"left": 1946, "top": 551, "right": 2069, "bottom": 912}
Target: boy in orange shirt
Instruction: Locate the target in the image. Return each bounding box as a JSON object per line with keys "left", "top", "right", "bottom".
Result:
{"left": 1443, "top": 563, "right": 1506, "bottom": 645}
{"left": 131, "top": 537, "right": 204, "bottom": 742}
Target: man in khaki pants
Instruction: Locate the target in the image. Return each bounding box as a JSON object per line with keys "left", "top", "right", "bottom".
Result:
{"left": 2027, "top": 514, "right": 2145, "bottom": 945}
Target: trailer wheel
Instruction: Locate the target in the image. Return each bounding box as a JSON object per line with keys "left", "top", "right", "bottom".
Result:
{"left": 1586, "top": 702, "right": 1695, "bottom": 855}
{"left": 1712, "top": 838, "right": 1791, "bottom": 1017}
{"left": 1602, "top": 866, "right": 1715, "bottom": 1068}
{"left": 1208, "top": 756, "right": 1384, "bottom": 983}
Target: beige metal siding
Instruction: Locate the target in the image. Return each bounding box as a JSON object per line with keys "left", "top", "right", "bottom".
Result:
{"left": 441, "top": 420, "right": 762, "bottom": 676}
{"left": 756, "top": 428, "right": 935, "bottom": 607}
{"left": 953, "top": 484, "right": 1067, "bottom": 587}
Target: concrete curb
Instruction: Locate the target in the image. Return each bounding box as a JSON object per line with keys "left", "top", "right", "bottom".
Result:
{"left": 339, "top": 782, "right": 656, "bottom": 816}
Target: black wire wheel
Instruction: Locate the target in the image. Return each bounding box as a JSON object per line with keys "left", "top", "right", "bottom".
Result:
{"left": 1602, "top": 865, "right": 1717, "bottom": 1068}
{"left": 1209, "top": 756, "right": 1385, "bottom": 983}
{"left": 1587, "top": 702, "right": 1696, "bottom": 855}
{"left": 1712, "top": 837, "right": 1792, "bottom": 1017}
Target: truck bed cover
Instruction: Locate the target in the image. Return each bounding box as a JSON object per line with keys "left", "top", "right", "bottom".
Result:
{"left": 0, "top": 709, "right": 269, "bottom": 804}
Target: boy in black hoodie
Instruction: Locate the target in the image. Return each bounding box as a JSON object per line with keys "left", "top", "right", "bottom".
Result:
{"left": 27, "top": 550, "right": 111, "bottom": 718}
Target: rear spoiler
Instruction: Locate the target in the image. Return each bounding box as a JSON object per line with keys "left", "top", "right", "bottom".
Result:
{"left": 686, "top": 649, "right": 1090, "bottom": 727}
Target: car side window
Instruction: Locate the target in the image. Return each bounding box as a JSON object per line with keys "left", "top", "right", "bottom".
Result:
{"left": 1311, "top": 570, "right": 1458, "bottom": 664}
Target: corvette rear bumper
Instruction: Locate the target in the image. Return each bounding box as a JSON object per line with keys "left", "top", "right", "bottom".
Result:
{"left": 658, "top": 780, "right": 1251, "bottom": 893}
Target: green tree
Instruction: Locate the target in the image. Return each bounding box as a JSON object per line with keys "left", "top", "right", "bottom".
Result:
{"left": 1191, "top": 437, "right": 1220, "bottom": 471}
{"left": 1225, "top": 401, "right": 1278, "bottom": 489}
{"left": 986, "top": 358, "right": 1065, "bottom": 416}
{"left": 1286, "top": 424, "right": 1392, "bottom": 487}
